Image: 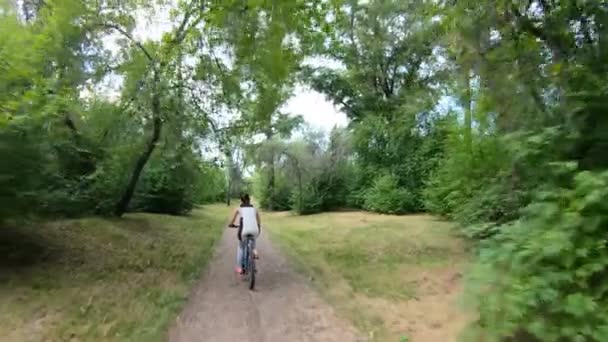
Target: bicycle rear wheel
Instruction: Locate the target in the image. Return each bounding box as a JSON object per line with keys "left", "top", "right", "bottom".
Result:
{"left": 247, "top": 240, "right": 256, "bottom": 290}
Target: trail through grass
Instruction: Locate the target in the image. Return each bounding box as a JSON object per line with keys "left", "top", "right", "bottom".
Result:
{"left": 264, "top": 210, "right": 470, "bottom": 341}
{"left": 0, "top": 204, "right": 227, "bottom": 341}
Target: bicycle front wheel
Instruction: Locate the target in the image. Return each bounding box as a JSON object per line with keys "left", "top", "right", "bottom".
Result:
{"left": 248, "top": 241, "right": 256, "bottom": 290}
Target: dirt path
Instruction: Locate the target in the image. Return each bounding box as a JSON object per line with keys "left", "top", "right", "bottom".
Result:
{"left": 168, "top": 227, "right": 364, "bottom": 342}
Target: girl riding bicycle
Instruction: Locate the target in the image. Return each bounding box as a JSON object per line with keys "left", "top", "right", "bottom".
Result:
{"left": 228, "top": 194, "right": 261, "bottom": 274}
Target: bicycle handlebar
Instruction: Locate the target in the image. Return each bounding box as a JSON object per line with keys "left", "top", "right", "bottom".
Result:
{"left": 228, "top": 224, "right": 262, "bottom": 230}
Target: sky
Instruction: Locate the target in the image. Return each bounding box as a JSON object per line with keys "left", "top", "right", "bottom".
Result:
{"left": 282, "top": 85, "right": 348, "bottom": 132}
{"left": 100, "top": 4, "right": 349, "bottom": 133}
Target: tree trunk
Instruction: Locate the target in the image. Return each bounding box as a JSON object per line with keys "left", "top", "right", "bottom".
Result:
{"left": 114, "top": 116, "right": 161, "bottom": 216}
{"left": 462, "top": 68, "right": 473, "bottom": 155}
{"left": 225, "top": 182, "right": 231, "bottom": 206}
{"left": 265, "top": 130, "right": 275, "bottom": 211}
{"left": 224, "top": 149, "right": 232, "bottom": 206}
{"left": 296, "top": 164, "right": 302, "bottom": 213}
{"left": 114, "top": 75, "right": 162, "bottom": 216}
{"left": 267, "top": 155, "right": 275, "bottom": 211}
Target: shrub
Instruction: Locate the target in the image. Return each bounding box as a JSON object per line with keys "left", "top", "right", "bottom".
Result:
{"left": 290, "top": 181, "right": 324, "bottom": 215}
{"left": 466, "top": 169, "right": 608, "bottom": 341}
{"left": 131, "top": 152, "right": 200, "bottom": 215}
{"left": 252, "top": 170, "right": 292, "bottom": 211}
{"left": 195, "top": 162, "right": 226, "bottom": 204}
{"left": 363, "top": 174, "right": 417, "bottom": 214}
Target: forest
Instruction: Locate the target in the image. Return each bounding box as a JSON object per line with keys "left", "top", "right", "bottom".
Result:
{"left": 1, "top": 0, "right": 607, "bottom": 341}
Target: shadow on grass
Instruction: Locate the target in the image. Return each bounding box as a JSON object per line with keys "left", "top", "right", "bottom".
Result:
{"left": 0, "top": 227, "right": 58, "bottom": 272}
{"left": 109, "top": 216, "right": 153, "bottom": 234}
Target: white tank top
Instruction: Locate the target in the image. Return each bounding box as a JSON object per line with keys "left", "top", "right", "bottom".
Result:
{"left": 239, "top": 206, "right": 259, "bottom": 237}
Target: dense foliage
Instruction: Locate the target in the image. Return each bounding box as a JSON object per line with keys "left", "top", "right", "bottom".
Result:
{"left": 0, "top": 0, "right": 303, "bottom": 219}
{"left": 467, "top": 169, "right": 608, "bottom": 342}
{"left": 440, "top": 1, "right": 608, "bottom": 340}
{"left": 251, "top": 127, "right": 355, "bottom": 215}
{"left": 251, "top": 1, "right": 608, "bottom": 340}
{"left": 3, "top": 0, "right": 608, "bottom": 340}
{"left": 302, "top": 0, "right": 448, "bottom": 214}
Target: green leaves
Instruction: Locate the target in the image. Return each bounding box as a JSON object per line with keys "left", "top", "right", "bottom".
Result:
{"left": 467, "top": 170, "right": 608, "bottom": 341}
{"left": 363, "top": 174, "right": 417, "bottom": 214}
{"left": 251, "top": 127, "right": 355, "bottom": 214}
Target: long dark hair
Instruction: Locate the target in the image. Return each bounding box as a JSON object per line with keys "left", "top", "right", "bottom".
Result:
{"left": 240, "top": 193, "right": 251, "bottom": 204}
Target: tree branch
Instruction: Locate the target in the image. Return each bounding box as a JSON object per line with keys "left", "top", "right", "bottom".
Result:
{"left": 509, "top": 4, "right": 566, "bottom": 61}
{"left": 189, "top": 90, "right": 219, "bottom": 133}
{"left": 172, "top": 0, "right": 206, "bottom": 44}
{"left": 101, "top": 23, "right": 156, "bottom": 64}
{"left": 63, "top": 113, "right": 79, "bottom": 134}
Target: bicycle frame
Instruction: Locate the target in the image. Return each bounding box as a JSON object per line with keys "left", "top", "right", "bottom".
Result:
{"left": 228, "top": 224, "right": 256, "bottom": 290}
{"left": 241, "top": 235, "right": 256, "bottom": 290}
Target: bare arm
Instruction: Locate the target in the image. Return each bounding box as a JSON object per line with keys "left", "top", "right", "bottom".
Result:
{"left": 229, "top": 208, "right": 239, "bottom": 227}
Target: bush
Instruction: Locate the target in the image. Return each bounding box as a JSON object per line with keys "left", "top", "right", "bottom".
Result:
{"left": 195, "top": 162, "right": 226, "bottom": 204}
{"left": 131, "top": 152, "right": 200, "bottom": 215}
{"left": 363, "top": 174, "right": 417, "bottom": 214}
{"left": 290, "top": 181, "right": 324, "bottom": 215}
{"left": 466, "top": 169, "right": 608, "bottom": 341}
{"left": 0, "top": 125, "right": 46, "bottom": 220}
{"left": 422, "top": 129, "right": 528, "bottom": 237}
{"left": 290, "top": 164, "right": 355, "bottom": 215}
{"left": 422, "top": 169, "right": 464, "bottom": 217}
{"left": 252, "top": 170, "right": 292, "bottom": 211}
{"left": 455, "top": 178, "right": 528, "bottom": 239}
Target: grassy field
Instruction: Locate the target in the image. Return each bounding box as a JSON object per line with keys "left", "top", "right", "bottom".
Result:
{"left": 264, "top": 210, "right": 470, "bottom": 342}
{"left": 0, "top": 204, "right": 227, "bottom": 341}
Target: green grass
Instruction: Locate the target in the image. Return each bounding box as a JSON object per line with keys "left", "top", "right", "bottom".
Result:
{"left": 0, "top": 204, "right": 229, "bottom": 341}
{"left": 264, "top": 210, "right": 469, "bottom": 341}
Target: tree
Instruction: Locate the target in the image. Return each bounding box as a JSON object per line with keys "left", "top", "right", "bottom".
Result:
{"left": 303, "top": 0, "right": 446, "bottom": 213}
{"left": 249, "top": 126, "right": 356, "bottom": 215}
{"left": 432, "top": 1, "right": 608, "bottom": 340}
{"left": 1, "top": 0, "right": 309, "bottom": 219}
{"left": 107, "top": 1, "right": 204, "bottom": 216}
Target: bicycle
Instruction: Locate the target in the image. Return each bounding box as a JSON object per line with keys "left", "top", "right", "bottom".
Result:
{"left": 228, "top": 224, "right": 257, "bottom": 290}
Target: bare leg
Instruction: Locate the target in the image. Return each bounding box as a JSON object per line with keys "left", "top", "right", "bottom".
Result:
{"left": 236, "top": 243, "right": 243, "bottom": 272}
{"left": 252, "top": 239, "right": 259, "bottom": 258}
